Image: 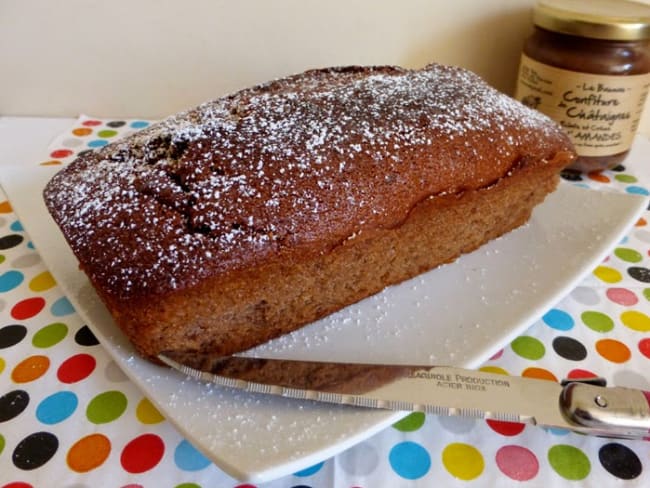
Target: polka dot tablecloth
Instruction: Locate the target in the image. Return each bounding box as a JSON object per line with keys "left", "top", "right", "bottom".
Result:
{"left": 1, "top": 116, "right": 650, "bottom": 487}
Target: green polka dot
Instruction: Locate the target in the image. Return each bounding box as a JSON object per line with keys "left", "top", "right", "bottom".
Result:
{"left": 0, "top": 255, "right": 4, "bottom": 265}
{"left": 97, "top": 129, "right": 118, "bottom": 138}
{"left": 548, "top": 445, "right": 590, "bottom": 480}
{"left": 644, "top": 289, "right": 650, "bottom": 302}
{"left": 511, "top": 336, "right": 545, "bottom": 360}
{"left": 393, "top": 412, "right": 426, "bottom": 432}
{"left": 0, "top": 433, "right": 5, "bottom": 455}
{"left": 86, "top": 390, "right": 128, "bottom": 424}
{"left": 174, "top": 484, "right": 201, "bottom": 488}
{"left": 581, "top": 311, "right": 614, "bottom": 333}
{"left": 614, "top": 174, "right": 637, "bottom": 183}
{"left": 614, "top": 247, "right": 643, "bottom": 263}
{"left": 32, "top": 322, "right": 68, "bottom": 348}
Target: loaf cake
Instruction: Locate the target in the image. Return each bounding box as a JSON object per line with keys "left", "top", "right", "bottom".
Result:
{"left": 43, "top": 63, "right": 576, "bottom": 363}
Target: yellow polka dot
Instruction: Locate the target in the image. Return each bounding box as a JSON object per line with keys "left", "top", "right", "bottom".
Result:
{"left": 0, "top": 357, "right": 5, "bottom": 375}
{"left": 136, "top": 397, "right": 165, "bottom": 424}
{"left": 621, "top": 310, "right": 650, "bottom": 332}
{"left": 442, "top": 443, "right": 484, "bottom": 481}
{"left": 593, "top": 265, "right": 622, "bottom": 283}
{"left": 29, "top": 271, "right": 56, "bottom": 292}
{"left": 479, "top": 366, "right": 509, "bottom": 375}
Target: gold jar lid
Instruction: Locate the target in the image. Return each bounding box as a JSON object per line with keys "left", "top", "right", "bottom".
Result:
{"left": 534, "top": 0, "right": 650, "bottom": 40}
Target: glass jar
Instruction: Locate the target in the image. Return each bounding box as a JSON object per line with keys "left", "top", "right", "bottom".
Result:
{"left": 515, "top": 0, "right": 650, "bottom": 172}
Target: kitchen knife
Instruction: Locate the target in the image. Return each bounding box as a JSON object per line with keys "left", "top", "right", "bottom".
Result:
{"left": 158, "top": 354, "right": 650, "bottom": 439}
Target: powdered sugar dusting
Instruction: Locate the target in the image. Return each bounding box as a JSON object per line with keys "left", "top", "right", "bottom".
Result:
{"left": 43, "top": 63, "right": 571, "bottom": 299}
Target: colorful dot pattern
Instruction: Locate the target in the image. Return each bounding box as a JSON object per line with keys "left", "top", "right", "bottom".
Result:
{"left": 0, "top": 118, "right": 649, "bottom": 486}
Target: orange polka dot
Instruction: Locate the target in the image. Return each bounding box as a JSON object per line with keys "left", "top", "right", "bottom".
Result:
{"left": 588, "top": 171, "right": 610, "bottom": 183}
{"left": 67, "top": 433, "right": 111, "bottom": 472}
{"left": 0, "top": 200, "right": 12, "bottom": 213}
{"left": 72, "top": 127, "right": 93, "bottom": 136}
{"left": 596, "top": 339, "right": 631, "bottom": 363}
{"left": 40, "top": 160, "right": 62, "bottom": 166}
{"left": 521, "top": 367, "right": 557, "bottom": 382}
{"left": 11, "top": 355, "right": 50, "bottom": 383}
{"left": 636, "top": 217, "right": 646, "bottom": 227}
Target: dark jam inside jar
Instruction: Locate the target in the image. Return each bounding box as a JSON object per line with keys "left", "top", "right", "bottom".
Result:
{"left": 522, "top": 26, "right": 650, "bottom": 172}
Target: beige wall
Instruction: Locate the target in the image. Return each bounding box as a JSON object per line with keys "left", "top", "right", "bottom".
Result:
{"left": 1, "top": 0, "right": 649, "bottom": 133}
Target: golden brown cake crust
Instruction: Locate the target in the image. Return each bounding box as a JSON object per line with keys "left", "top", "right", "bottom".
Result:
{"left": 43, "top": 63, "right": 575, "bottom": 361}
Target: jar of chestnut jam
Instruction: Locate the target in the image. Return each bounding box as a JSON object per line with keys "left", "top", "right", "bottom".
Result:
{"left": 515, "top": 0, "right": 650, "bottom": 172}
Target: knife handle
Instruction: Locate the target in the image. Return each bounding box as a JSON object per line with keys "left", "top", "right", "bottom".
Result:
{"left": 560, "top": 382, "right": 650, "bottom": 439}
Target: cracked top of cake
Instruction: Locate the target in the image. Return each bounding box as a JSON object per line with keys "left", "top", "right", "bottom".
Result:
{"left": 43, "top": 64, "right": 573, "bottom": 301}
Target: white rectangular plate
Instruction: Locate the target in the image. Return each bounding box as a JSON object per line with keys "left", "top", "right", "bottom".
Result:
{"left": 1, "top": 124, "right": 648, "bottom": 482}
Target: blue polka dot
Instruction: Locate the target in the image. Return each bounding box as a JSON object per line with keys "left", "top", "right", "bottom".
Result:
{"left": 389, "top": 441, "right": 431, "bottom": 480}
{"left": 130, "top": 120, "right": 149, "bottom": 129}
{"left": 10, "top": 220, "right": 24, "bottom": 232}
{"left": 545, "top": 426, "right": 570, "bottom": 436}
{"left": 294, "top": 461, "right": 325, "bottom": 477}
{"left": 173, "top": 440, "right": 211, "bottom": 471}
{"left": 542, "top": 308, "right": 574, "bottom": 331}
{"left": 88, "top": 139, "right": 108, "bottom": 148}
{"left": 27, "top": 241, "right": 35, "bottom": 249}
{"left": 36, "top": 391, "right": 78, "bottom": 424}
{"left": 573, "top": 183, "right": 590, "bottom": 189}
{"left": 51, "top": 296, "right": 75, "bottom": 316}
{"left": 626, "top": 186, "right": 649, "bottom": 196}
{"left": 0, "top": 270, "right": 24, "bottom": 292}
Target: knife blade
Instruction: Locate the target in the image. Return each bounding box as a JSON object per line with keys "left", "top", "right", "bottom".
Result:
{"left": 158, "top": 354, "right": 650, "bottom": 439}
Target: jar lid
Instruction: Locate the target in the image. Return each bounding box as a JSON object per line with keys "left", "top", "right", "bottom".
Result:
{"left": 534, "top": 0, "right": 650, "bottom": 40}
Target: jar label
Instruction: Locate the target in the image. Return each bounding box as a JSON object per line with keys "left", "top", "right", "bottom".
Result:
{"left": 515, "top": 54, "right": 650, "bottom": 157}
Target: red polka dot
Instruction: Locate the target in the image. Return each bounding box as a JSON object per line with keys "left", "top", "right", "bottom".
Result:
{"left": 2, "top": 483, "right": 34, "bottom": 488}
{"left": 50, "top": 149, "right": 73, "bottom": 158}
{"left": 57, "top": 353, "right": 96, "bottom": 383}
{"left": 486, "top": 419, "right": 526, "bottom": 436}
{"left": 489, "top": 349, "right": 504, "bottom": 360}
{"left": 234, "top": 485, "right": 258, "bottom": 488}
{"left": 11, "top": 297, "right": 46, "bottom": 320}
{"left": 82, "top": 119, "right": 102, "bottom": 126}
{"left": 567, "top": 368, "right": 599, "bottom": 379}
{"left": 606, "top": 288, "right": 638, "bottom": 306}
{"left": 119, "top": 485, "right": 143, "bottom": 488}
{"left": 496, "top": 445, "right": 539, "bottom": 481}
{"left": 120, "top": 434, "right": 164, "bottom": 473}
{"left": 639, "top": 338, "right": 650, "bottom": 359}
